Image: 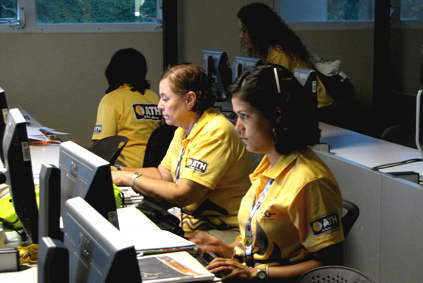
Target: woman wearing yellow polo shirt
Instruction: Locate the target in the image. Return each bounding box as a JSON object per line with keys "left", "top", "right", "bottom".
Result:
{"left": 188, "top": 65, "right": 344, "bottom": 282}
{"left": 111, "top": 63, "right": 251, "bottom": 243}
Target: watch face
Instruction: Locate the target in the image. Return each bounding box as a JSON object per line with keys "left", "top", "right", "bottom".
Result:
{"left": 258, "top": 270, "right": 266, "bottom": 280}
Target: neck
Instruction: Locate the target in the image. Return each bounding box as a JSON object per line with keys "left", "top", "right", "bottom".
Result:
{"left": 266, "top": 150, "right": 282, "bottom": 170}
{"left": 184, "top": 112, "right": 201, "bottom": 136}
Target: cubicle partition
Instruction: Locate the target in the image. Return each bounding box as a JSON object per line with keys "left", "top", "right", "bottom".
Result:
{"left": 314, "top": 149, "right": 423, "bottom": 283}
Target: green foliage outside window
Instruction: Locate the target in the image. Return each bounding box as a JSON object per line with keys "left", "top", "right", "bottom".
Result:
{"left": 36, "top": 0, "right": 157, "bottom": 24}
{"left": 0, "top": 0, "right": 18, "bottom": 20}
{"left": 401, "top": 0, "right": 423, "bottom": 20}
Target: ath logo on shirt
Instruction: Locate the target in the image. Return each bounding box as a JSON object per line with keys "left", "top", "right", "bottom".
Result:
{"left": 93, "top": 125, "right": 102, "bottom": 134}
{"left": 185, "top": 157, "right": 208, "bottom": 174}
{"left": 132, "top": 103, "right": 162, "bottom": 121}
{"left": 310, "top": 212, "right": 340, "bottom": 236}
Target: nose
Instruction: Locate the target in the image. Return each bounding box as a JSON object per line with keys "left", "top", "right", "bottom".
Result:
{"left": 235, "top": 118, "right": 243, "bottom": 133}
{"left": 158, "top": 99, "right": 164, "bottom": 110}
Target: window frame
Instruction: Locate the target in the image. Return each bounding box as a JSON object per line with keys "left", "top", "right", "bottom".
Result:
{"left": 0, "top": 0, "right": 163, "bottom": 34}
{"left": 275, "top": 0, "right": 423, "bottom": 30}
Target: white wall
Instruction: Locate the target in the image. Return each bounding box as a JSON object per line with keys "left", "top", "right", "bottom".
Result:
{"left": 0, "top": 32, "right": 163, "bottom": 148}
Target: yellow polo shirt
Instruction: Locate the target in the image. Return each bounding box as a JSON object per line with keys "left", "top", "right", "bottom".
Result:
{"left": 266, "top": 47, "right": 333, "bottom": 109}
{"left": 161, "top": 108, "right": 251, "bottom": 233}
{"left": 234, "top": 147, "right": 344, "bottom": 265}
{"left": 92, "top": 84, "right": 162, "bottom": 168}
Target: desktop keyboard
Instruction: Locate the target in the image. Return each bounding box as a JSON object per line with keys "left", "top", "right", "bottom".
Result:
{"left": 188, "top": 247, "right": 228, "bottom": 279}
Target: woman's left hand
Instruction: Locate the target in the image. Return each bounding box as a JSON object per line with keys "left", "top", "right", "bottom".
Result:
{"left": 207, "top": 258, "right": 257, "bottom": 281}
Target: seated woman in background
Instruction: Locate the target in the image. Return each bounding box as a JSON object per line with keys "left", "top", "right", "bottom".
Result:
{"left": 92, "top": 48, "right": 162, "bottom": 168}
{"left": 237, "top": 2, "right": 333, "bottom": 111}
{"left": 112, "top": 63, "right": 251, "bottom": 243}
{"left": 188, "top": 65, "right": 344, "bottom": 282}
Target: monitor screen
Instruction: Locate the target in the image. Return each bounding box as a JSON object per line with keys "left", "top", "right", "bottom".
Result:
{"left": 59, "top": 141, "right": 119, "bottom": 229}
{"left": 63, "top": 197, "right": 141, "bottom": 283}
{"left": 0, "top": 87, "right": 9, "bottom": 165}
{"left": 3, "top": 108, "right": 38, "bottom": 244}
{"left": 232, "top": 56, "right": 262, "bottom": 81}
{"left": 203, "top": 50, "right": 232, "bottom": 102}
{"left": 416, "top": 89, "right": 423, "bottom": 153}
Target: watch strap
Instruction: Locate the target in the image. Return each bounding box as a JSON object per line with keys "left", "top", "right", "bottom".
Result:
{"left": 130, "top": 172, "right": 142, "bottom": 188}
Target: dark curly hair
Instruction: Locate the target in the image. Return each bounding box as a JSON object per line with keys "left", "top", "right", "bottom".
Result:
{"left": 160, "top": 63, "right": 216, "bottom": 114}
{"left": 105, "top": 48, "right": 150, "bottom": 94}
{"left": 228, "top": 64, "right": 320, "bottom": 155}
{"left": 237, "top": 2, "right": 309, "bottom": 63}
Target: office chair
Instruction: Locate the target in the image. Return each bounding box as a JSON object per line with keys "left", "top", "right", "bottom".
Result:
{"left": 89, "top": 135, "right": 129, "bottom": 165}
{"left": 296, "top": 265, "right": 375, "bottom": 283}
{"left": 342, "top": 199, "right": 359, "bottom": 237}
{"left": 380, "top": 124, "right": 417, "bottom": 149}
{"left": 143, "top": 124, "right": 177, "bottom": 168}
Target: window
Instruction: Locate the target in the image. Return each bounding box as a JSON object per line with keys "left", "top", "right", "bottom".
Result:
{"left": 0, "top": 0, "right": 162, "bottom": 33}
{"left": 278, "top": 0, "right": 423, "bottom": 29}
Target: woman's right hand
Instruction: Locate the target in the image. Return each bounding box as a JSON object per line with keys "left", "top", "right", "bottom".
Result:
{"left": 186, "top": 231, "right": 235, "bottom": 258}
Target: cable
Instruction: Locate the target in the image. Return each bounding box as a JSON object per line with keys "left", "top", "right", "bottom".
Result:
{"left": 372, "top": 158, "right": 423, "bottom": 170}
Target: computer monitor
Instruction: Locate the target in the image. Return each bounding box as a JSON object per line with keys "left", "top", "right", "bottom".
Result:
{"left": 0, "top": 87, "right": 9, "bottom": 165}
{"left": 232, "top": 56, "right": 262, "bottom": 81}
{"left": 38, "top": 236, "right": 69, "bottom": 283}
{"left": 203, "top": 50, "right": 232, "bottom": 101}
{"left": 415, "top": 89, "right": 423, "bottom": 154}
{"left": 420, "top": 45, "right": 423, "bottom": 88}
{"left": 59, "top": 141, "right": 119, "bottom": 229}
{"left": 3, "top": 108, "right": 38, "bottom": 244}
{"left": 39, "top": 163, "right": 63, "bottom": 241}
{"left": 63, "top": 197, "right": 141, "bottom": 283}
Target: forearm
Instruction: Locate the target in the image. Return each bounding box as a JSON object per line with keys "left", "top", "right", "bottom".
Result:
{"left": 131, "top": 175, "right": 180, "bottom": 206}
{"left": 267, "top": 260, "right": 322, "bottom": 282}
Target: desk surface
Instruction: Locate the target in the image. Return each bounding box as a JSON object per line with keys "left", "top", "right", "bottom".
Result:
{"left": 319, "top": 122, "right": 423, "bottom": 176}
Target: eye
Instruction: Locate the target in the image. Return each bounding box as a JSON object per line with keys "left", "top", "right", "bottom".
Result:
{"left": 236, "top": 113, "right": 248, "bottom": 120}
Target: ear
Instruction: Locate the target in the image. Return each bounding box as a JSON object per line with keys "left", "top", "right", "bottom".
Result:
{"left": 186, "top": 91, "right": 197, "bottom": 110}
{"left": 273, "top": 106, "right": 282, "bottom": 126}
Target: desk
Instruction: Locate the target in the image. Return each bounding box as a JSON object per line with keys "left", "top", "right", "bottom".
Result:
{"left": 319, "top": 122, "right": 423, "bottom": 175}
{"left": 316, "top": 122, "right": 423, "bottom": 283}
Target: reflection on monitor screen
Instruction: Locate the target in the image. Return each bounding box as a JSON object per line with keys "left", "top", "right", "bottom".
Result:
{"left": 63, "top": 197, "right": 141, "bottom": 283}
{"left": 3, "top": 108, "right": 38, "bottom": 244}
{"left": 0, "top": 87, "right": 8, "bottom": 165}
{"left": 59, "top": 141, "right": 119, "bottom": 229}
{"left": 232, "top": 56, "right": 262, "bottom": 81}
{"left": 203, "top": 50, "right": 232, "bottom": 102}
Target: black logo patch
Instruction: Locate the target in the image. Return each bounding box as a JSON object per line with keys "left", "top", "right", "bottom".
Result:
{"left": 310, "top": 212, "right": 340, "bottom": 236}
{"left": 132, "top": 103, "right": 162, "bottom": 121}
{"left": 184, "top": 157, "right": 208, "bottom": 174}
{"left": 93, "top": 125, "right": 102, "bottom": 134}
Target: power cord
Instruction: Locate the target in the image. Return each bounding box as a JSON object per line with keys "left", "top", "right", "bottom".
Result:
{"left": 372, "top": 158, "right": 423, "bottom": 170}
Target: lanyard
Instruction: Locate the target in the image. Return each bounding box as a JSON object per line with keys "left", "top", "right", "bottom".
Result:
{"left": 174, "top": 114, "right": 202, "bottom": 183}
{"left": 175, "top": 146, "right": 184, "bottom": 183}
{"left": 244, "top": 178, "right": 274, "bottom": 267}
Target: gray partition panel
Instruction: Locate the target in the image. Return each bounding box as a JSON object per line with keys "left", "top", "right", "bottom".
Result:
{"left": 314, "top": 150, "right": 381, "bottom": 282}
{"left": 380, "top": 173, "right": 423, "bottom": 283}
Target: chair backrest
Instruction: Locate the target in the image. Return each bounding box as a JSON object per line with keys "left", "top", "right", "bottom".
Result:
{"left": 381, "top": 124, "right": 417, "bottom": 149}
{"left": 296, "top": 265, "right": 375, "bottom": 283}
{"left": 89, "top": 135, "right": 129, "bottom": 165}
{"left": 143, "top": 124, "right": 177, "bottom": 168}
{"left": 342, "top": 199, "right": 360, "bottom": 237}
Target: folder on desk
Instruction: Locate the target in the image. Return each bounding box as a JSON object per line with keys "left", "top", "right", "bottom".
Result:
{"left": 117, "top": 206, "right": 195, "bottom": 254}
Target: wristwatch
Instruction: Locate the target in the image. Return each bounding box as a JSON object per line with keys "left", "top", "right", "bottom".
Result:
{"left": 256, "top": 266, "right": 268, "bottom": 283}
{"left": 130, "top": 172, "right": 142, "bottom": 188}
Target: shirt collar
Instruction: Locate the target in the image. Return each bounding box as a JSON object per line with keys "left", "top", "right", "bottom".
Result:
{"left": 185, "top": 107, "right": 218, "bottom": 140}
